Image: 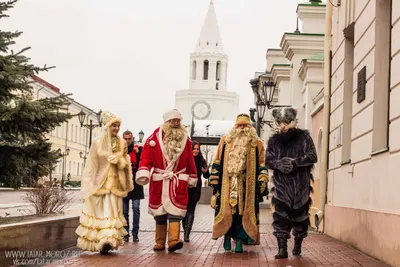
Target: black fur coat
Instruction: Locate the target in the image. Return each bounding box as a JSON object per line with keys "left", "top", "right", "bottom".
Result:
{"left": 266, "top": 128, "right": 317, "bottom": 210}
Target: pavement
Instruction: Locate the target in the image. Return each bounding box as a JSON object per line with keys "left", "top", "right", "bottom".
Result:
{"left": 1, "top": 189, "right": 389, "bottom": 267}
{"left": 42, "top": 203, "right": 387, "bottom": 267}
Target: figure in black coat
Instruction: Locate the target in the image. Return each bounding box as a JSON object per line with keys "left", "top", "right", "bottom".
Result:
{"left": 122, "top": 130, "right": 144, "bottom": 243}
{"left": 183, "top": 141, "right": 210, "bottom": 242}
{"left": 266, "top": 107, "right": 317, "bottom": 259}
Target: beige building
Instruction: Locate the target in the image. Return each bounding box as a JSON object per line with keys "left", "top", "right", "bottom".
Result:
{"left": 31, "top": 75, "right": 103, "bottom": 183}
{"left": 325, "top": 0, "right": 400, "bottom": 265}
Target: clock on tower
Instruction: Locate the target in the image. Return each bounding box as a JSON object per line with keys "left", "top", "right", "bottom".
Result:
{"left": 191, "top": 100, "right": 211, "bottom": 120}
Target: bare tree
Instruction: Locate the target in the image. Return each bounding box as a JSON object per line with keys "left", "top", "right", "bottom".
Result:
{"left": 22, "top": 186, "right": 74, "bottom": 215}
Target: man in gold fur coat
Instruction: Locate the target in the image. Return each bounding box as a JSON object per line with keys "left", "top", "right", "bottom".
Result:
{"left": 76, "top": 111, "right": 134, "bottom": 254}
{"left": 209, "top": 113, "right": 269, "bottom": 253}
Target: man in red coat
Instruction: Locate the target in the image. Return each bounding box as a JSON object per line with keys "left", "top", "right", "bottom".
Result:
{"left": 136, "top": 109, "right": 197, "bottom": 252}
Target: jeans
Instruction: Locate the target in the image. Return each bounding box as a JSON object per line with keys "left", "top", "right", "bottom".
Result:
{"left": 122, "top": 198, "right": 140, "bottom": 237}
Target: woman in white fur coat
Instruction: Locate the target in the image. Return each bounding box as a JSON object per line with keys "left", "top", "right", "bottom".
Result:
{"left": 75, "top": 111, "right": 133, "bottom": 254}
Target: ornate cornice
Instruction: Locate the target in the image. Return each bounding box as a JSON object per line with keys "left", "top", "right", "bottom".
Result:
{"left": 280, "top": 33, "right": 324, "bottom": 61}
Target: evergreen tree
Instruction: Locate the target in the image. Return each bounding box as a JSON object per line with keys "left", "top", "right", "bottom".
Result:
{"left": 0, "top": 0, "right": 72, "bottom": 188}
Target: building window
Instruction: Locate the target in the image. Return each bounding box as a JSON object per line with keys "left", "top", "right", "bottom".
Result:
{"left": 372, "top": 0, "right": 391, "bottom": 153}
{"left": 216, "top": 42, "right": 218, "bottom": 46}
{"left": 342, "top": 22, "right": 354, "bottom": 164}
{"left": 216, "top": 61, "right": 221, "bottom": 81}
{"left": 75, "top": 125, "right": 78, "bottom": 143}
{"left": 203, "top": 60, "right": 209, "bottom": 80}
{"left": 192, "top": 60, "right": 197, "bottom": 80}
{"left": 71, "top": 124, "right": 74, "bottom": 141}
{"left": 216, "top": 83, "right": 219, "bottom": 90}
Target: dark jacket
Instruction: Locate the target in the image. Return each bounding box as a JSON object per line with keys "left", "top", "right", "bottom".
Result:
{"left": 188, "top": 155, "right": 210, "bottom": 203}
{"left": 125, "top": 144, "right": 144, "bottom": 200}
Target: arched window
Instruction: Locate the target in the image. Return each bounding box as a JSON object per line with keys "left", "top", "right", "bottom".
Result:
{"left": 216, "top": 83, "right": 219, "bottom": 90}
{"left": 192, "top": 60, "right": 197, "bottom": 80}
{"left": 216, "top": 61, "right": 221, "bottom": 81}
{"left": 203, "top": 60, "right": 209, "bottom": 80}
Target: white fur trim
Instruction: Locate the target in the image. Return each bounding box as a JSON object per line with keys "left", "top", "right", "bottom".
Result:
{"left": 178, "top": 173, "right": 189, "bottom": 181}
{"left": 163, "top": 109, "right": 182, "bottom": 123}
{"left": 136, "top": 169, "right": 150, "bottom": 186}
{"left": 148, "top": 205, "right": 167, "bottom": 216}
{"left": 188, "top": 177, "right": 197, "bottom": 188}
{"left": 162, "top": 200, "right": 186, "bottom": 217}
{"left": 144, "top": 173, "right": 186, "bottom": 217}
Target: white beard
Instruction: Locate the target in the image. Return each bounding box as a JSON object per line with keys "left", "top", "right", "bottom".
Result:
{"left": 163, "top": 124, "right": 187, "bottom": 162}
{"left": 226, "top": 133, "right": 249, "bottom": 177}
{"left": 225, "top": 126, "right": 259, "bottom": 177}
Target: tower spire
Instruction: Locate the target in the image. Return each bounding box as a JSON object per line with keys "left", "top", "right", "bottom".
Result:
{"left": 195, "top": 1, "right": 223, "bottom": 53}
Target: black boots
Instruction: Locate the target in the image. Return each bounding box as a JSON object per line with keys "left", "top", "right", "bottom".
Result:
{"left": 100, "top": 243, "right": 112, "bottom": 255}
{"left": 275, "top": 237, "right": 288, "bottom": 259}
{"left": 292, "top": 237, "right": 303, "bottom": 256}
{"left": 183, "top": 213, "right": 194, "bottom": 242}
{"left": 274, "top": 237, "right": 303, "bottom": 259}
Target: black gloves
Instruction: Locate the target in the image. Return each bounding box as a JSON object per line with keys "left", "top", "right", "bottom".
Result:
{"left": 275, "top": 157, "right": 294, "bottom": 174}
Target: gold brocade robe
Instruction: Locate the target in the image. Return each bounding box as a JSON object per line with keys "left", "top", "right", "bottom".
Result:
{"left": 209, "top": 136, "right": 268, "bottom": 245}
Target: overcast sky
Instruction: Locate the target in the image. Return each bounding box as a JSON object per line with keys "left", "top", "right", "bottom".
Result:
{"left": 4, "top": 0, "right": 309, "bottom": 140}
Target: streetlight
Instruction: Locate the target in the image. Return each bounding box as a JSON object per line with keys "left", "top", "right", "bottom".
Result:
{"left": 79, "top": 151, "right": 87, "bottom": 159}
{"left": 80, "top": 151, "right": 88, "bottom": 170}
{"left": 78, "top": 109, "right": 103, "bottom": 148}
{"left": 61, "top": 147, "right": 70, "bottom": 189}
{"left": 138, "top": 130, "right": 145, "bottom": 143}
{"left": 250, "top": 77, "right": 291, "bottom": 136}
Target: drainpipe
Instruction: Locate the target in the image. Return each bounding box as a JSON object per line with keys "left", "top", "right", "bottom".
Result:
{"left": 315, "top": 0, "right": 332, "bottom": 231}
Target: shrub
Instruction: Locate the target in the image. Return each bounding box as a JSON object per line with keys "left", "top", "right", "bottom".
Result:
{"left": 22, "top": 187, "right": 74, "bottom": 215}
{"left": 64, "top": 180, "right": 81, "bottom": 187}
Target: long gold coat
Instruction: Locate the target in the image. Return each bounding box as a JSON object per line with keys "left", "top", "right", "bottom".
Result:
{"left": 209, "top": 136, "right": 268, "bottom": 245}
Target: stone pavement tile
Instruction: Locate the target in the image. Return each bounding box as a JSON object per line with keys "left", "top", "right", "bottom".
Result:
{"left": 45, "top": 201, "right": 388, "bottom": 267}
{"left": 46, "top": 231, "right": 389, "bottom": 267}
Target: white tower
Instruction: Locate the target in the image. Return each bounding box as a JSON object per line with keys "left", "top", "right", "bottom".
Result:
{"left": 189, "top": 0, "right": 228, "bottom": 91}
{"left": 176, "top": 0, "right": 239, "bottom": 127}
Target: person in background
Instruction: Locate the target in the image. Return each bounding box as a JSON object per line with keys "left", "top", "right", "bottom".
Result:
{"left": 183, "top": 141, "right": 210, "bottom": 242}
{"left": 122, "top": 130, "right": 144, "bottom": 242}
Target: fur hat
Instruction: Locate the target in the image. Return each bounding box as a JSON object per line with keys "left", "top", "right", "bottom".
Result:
{"left": 235, "top": 113, "right": 252, "bottom": 125}
{"left": 163, "top": 109, "right": 182, "bottom": 123}
{"left": 101, "top": 111, "right": 121, "bottom": 128}
{"left": 272, "top": 107, "right": 297, "bottom": 124}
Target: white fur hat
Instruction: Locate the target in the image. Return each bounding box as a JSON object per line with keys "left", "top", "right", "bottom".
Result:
{"left": 163, "top": 109, "right": 182, "bottom": 123}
